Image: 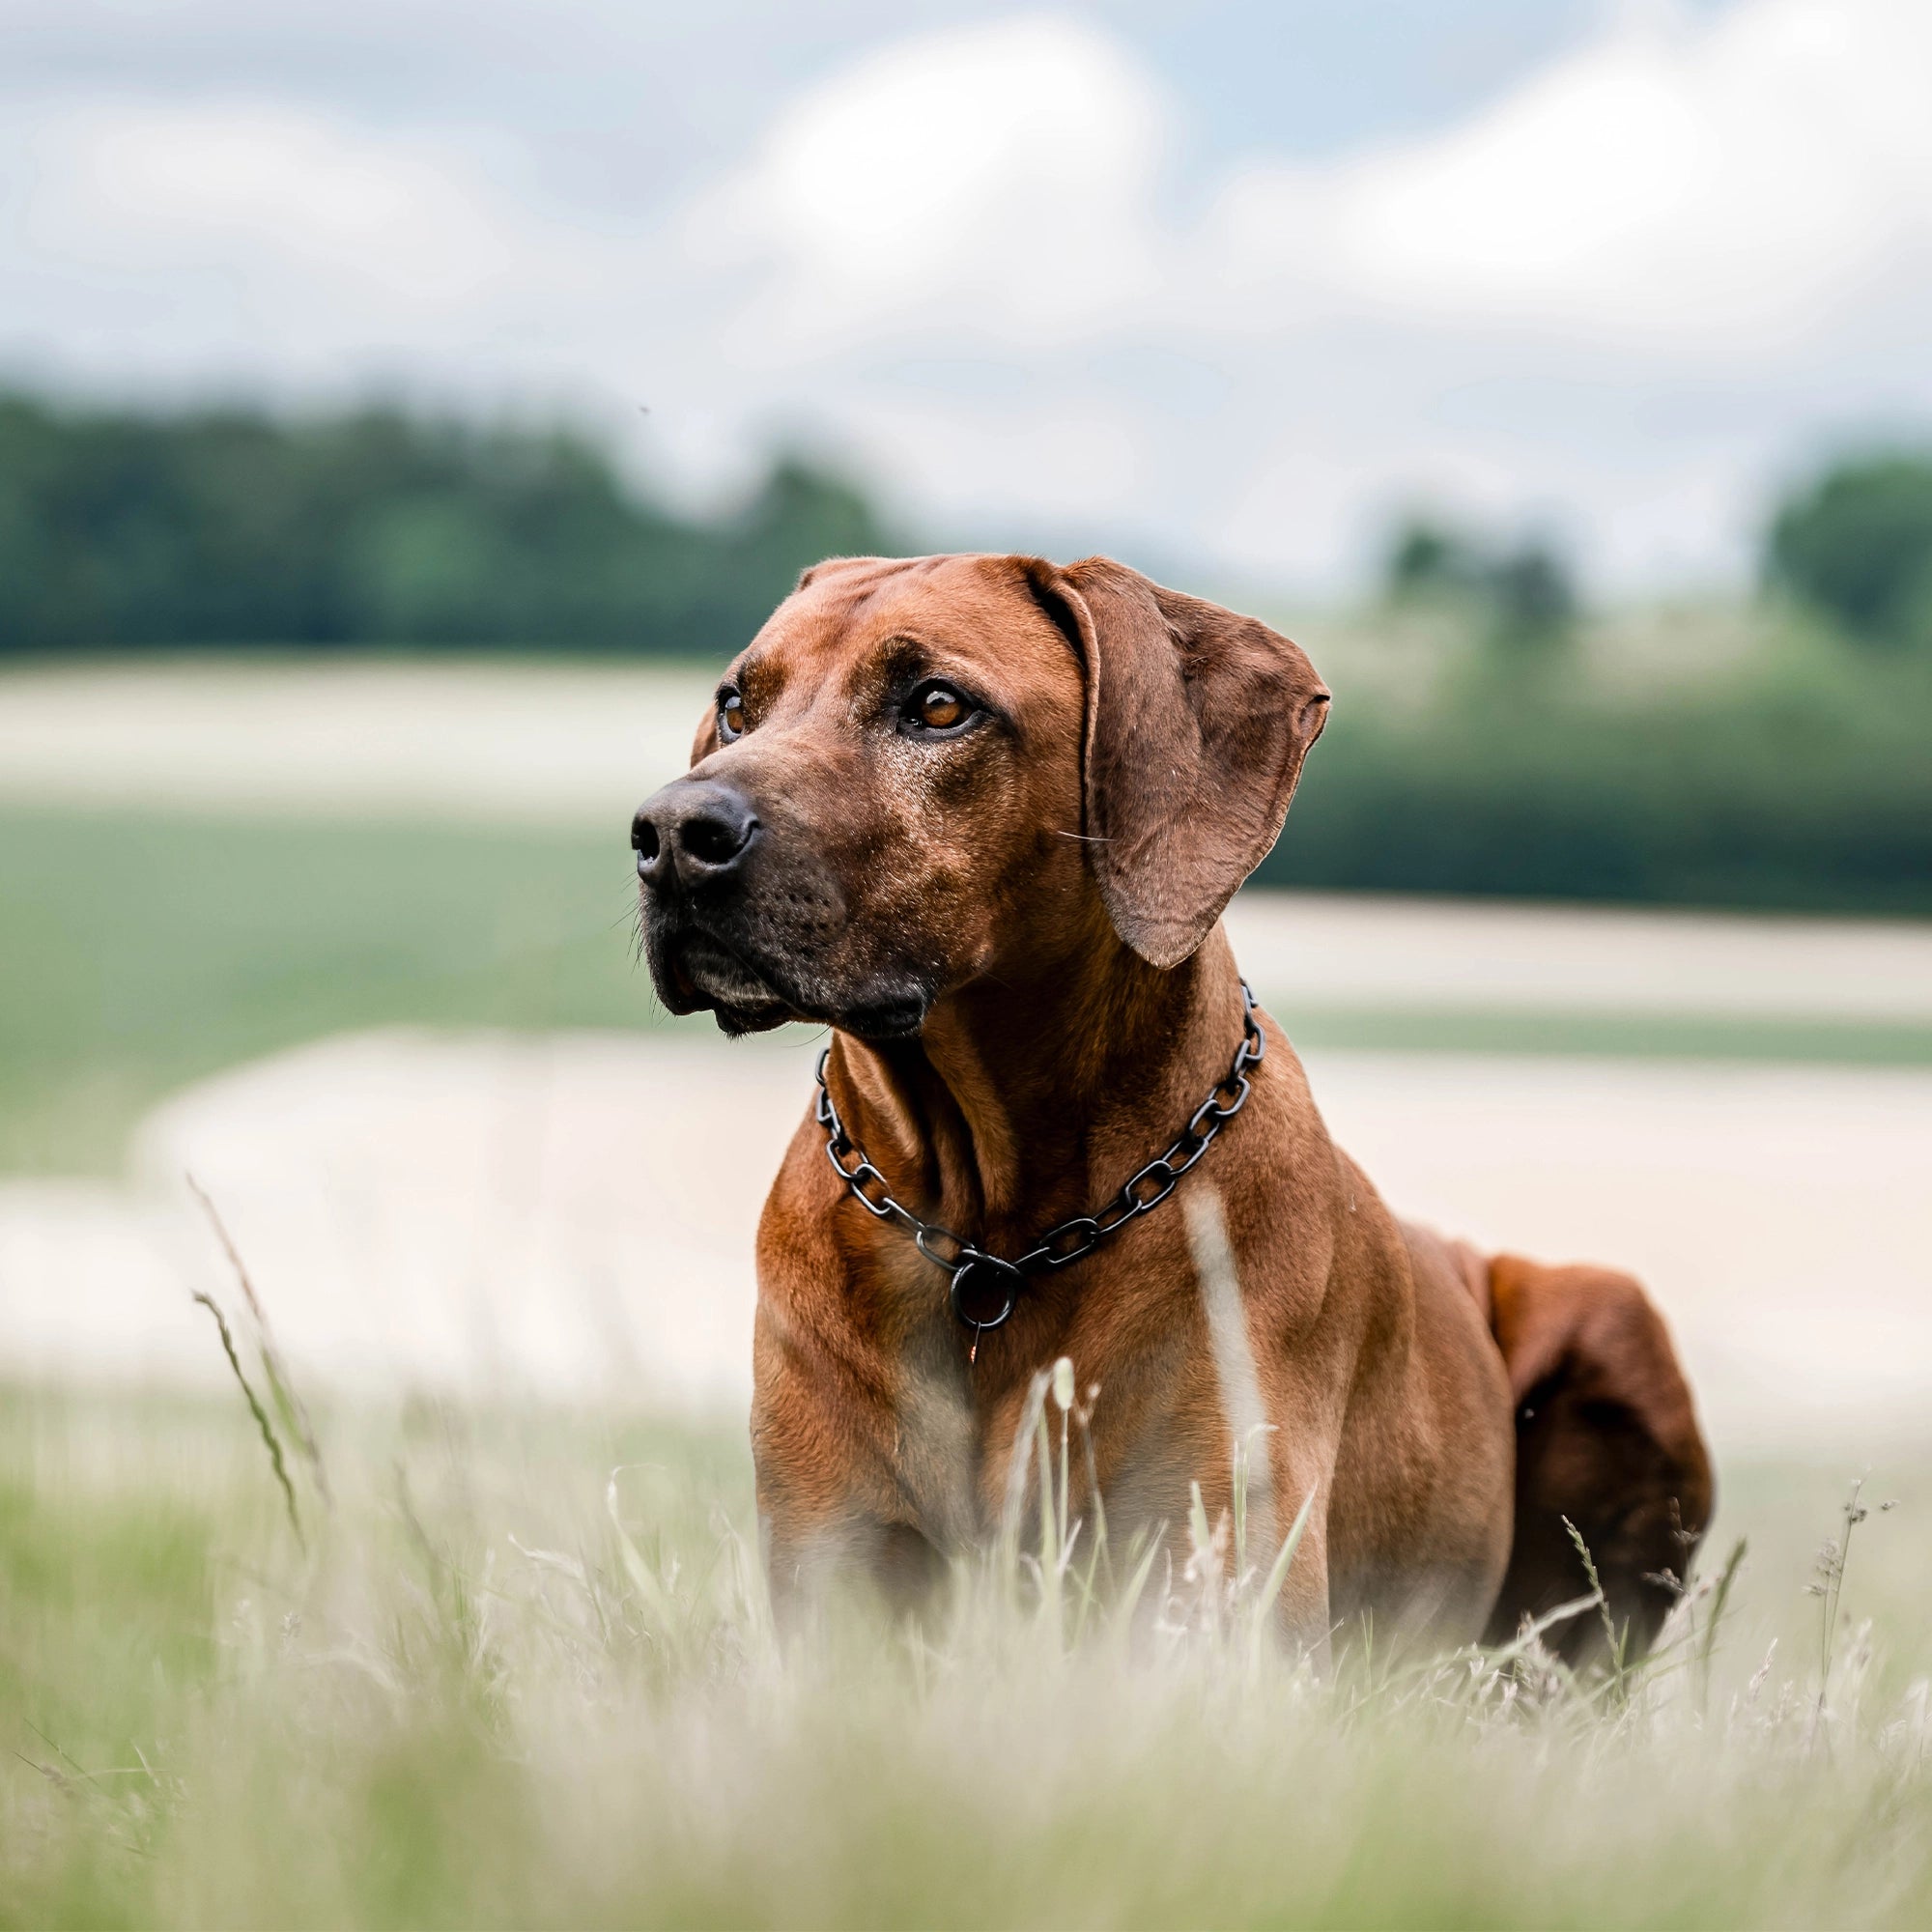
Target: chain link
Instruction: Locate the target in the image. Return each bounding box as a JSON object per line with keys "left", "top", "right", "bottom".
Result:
{"left": 815, "top": 981, "right": 1264, "bottom": 1329}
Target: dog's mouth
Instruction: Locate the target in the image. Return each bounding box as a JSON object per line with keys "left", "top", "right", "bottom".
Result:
{"left": 655, "top": 925, "right": 794, "bottom": 1036}
{"left": 645, "top": 907, "right": 933, "bottom": 1042}
{"left": 677, "top": 930, "right": 778, "bottom": 1005}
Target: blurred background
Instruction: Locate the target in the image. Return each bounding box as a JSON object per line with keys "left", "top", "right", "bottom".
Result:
{"left": 4, "top": 0, "right": 1932, "bottom": 1459}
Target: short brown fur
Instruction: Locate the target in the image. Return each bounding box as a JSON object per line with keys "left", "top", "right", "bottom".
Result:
{"left": 634, "top": 552, "right": 1714, "bottom": 1654}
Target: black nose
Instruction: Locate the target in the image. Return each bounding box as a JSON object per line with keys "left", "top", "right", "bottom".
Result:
{"left": 632, "top": 780, "right": 760, "bottom": 889}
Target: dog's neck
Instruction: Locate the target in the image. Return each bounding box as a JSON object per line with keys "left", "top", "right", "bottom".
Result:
{"left": 824, "top": 921, "right": 1251, "bottom": 1252}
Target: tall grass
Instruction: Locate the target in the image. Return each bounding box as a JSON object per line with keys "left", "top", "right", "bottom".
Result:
{"left": 3, "top": 1340, "right": 1928, "bottom": 1928}
{"left": 0, "top": 1199, "right": 1924, "bottom": 1926}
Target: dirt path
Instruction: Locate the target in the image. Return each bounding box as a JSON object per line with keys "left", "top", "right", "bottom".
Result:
{"left": 3, "top": 1027, "right": 1926, "bottom": 1461}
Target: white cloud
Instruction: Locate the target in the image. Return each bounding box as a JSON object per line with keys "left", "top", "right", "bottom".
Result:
{"left": 693, "top": 0, "right": 1932, "bottom": 369}
{"left": 1208, "top": 0, "right": 1932, "bottom": 355}
{"left": 4, "top": 3, "right": 1932, "bottom": 590}
{"left": 667, "top": 0, "right": 1932, "bottom": 584}
{"left": 0, "top": 95, "right": 675, "bottom": 414}
{"left": 32, "top": 102, "right": 524, "bottom": 304}
{"left": 690, "top": 15, "right": 1170, "bottom": 351}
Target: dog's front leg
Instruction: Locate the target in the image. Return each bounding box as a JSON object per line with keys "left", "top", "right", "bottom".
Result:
{"left": 758, "top": 1493, "right": 949, "bottom": 1636}
{"left": 1270, "top": 1507, "right": 1335, "bottom": 1673}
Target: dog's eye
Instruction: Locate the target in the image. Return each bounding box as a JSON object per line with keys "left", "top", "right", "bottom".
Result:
{"left": 718, "top": 690, "right": 746, "bottom": 741}
{"left": 903, "top": 681, "right": 976, "bottom": 737}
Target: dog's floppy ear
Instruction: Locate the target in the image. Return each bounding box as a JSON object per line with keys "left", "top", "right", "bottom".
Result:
{"left": 1023, "top": 555, "right": 1329, "bottom": 969}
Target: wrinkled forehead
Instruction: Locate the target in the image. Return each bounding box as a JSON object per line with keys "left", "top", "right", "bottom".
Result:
{"left": 735, "top": 554, "right": 1077, "bottom": 701}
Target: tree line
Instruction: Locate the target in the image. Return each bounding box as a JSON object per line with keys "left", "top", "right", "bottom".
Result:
{"left": 0, "top": 391, "right": 895, "bottom": 655}
{"left": 1381, "top": 449, "right": 1932, "bottom": 661}
{"left": 3, "top": 386, "right": 1928, "bottom": 913}
{"left": 6, "top": 385, "right": 1930, "bottom": 662}
{"left": 1310, "top": 456, "right": 1932, "bottom": 913}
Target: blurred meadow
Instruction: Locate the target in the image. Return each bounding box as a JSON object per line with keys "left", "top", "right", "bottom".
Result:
{"left": 7, "top": 489, "right": 1932, "bottom": 1928}
{"left": 7, "top": 1, "right": 1932, "bottom": 1925}
{"left": 4, "top": 1378, "right": 1931, "bottom": 1930}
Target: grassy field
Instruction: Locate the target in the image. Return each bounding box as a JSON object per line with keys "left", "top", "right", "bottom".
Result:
{"left": 8, "top": 803, "right": 1932, "bottom": 1174}
{"left": 2, "top": 1368, "right": 1927, "bottom": 1930}
{"left": 0, "top": 805, "right": 654, "bottom": 1173}
{"left": 7, "top": 772, "right": 1932, "bottom": 1925}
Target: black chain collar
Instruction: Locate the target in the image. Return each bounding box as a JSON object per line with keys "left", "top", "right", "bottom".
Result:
{"left": 814, "top": 981, "right": 1265, "bottom": 1350}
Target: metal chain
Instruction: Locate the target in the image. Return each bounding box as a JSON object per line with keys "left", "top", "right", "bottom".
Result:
{"left": 814, "top": 980, "right": 1265, "bottom": 1336}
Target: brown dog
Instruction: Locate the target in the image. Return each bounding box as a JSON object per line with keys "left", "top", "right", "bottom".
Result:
{"left": 633, "top": 553, "right": 1712, "bottom": 1657}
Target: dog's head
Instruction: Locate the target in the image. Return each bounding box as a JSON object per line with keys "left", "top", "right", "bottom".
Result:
{"left": 633, "top": 554, "right": 1329, "bottom": 1037}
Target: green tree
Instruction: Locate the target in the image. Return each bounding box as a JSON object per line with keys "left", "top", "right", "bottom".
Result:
{"left": 1383, "top": 518, "right": 1483, "bottom": 599}
{"left": 1767, "top": 451, "right": 1932, "bottom": 649}
{"left": 1487, "top": 542, "right": 1575, "bottom": 655}
{"left": 1381, "top": 514, "right": 1576, "bottom": 655}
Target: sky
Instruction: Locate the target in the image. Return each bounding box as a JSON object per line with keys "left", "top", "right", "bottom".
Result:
{"left": 5, "top": 0, "right": 1932, "bottom": 594}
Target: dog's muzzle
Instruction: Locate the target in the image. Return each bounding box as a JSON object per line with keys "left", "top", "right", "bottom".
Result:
{"left": 631, "top": 774, "right": 930, "bottom": 1040}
